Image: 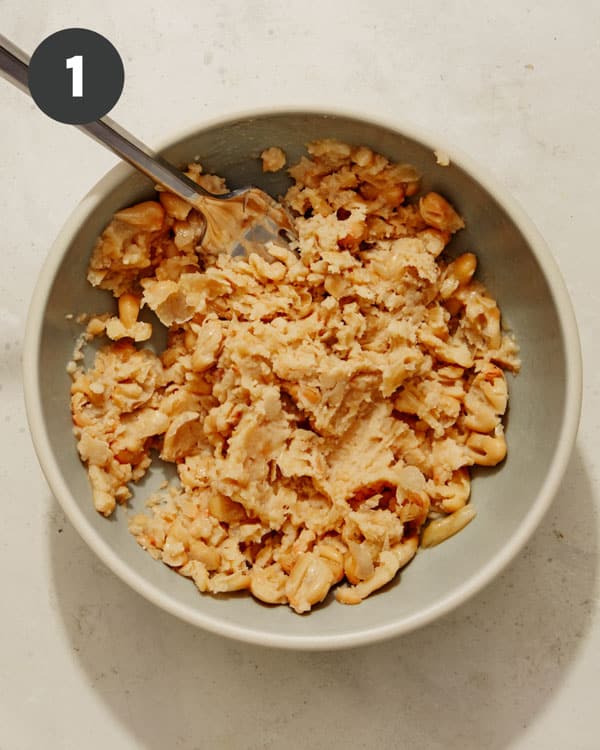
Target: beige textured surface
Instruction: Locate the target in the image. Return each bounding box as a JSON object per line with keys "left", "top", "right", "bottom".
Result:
{"left": 0, "top": 1, "right": 598, "bottom": 748}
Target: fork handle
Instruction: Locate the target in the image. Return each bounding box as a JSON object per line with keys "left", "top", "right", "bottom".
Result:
{"left": 0, "top": 35, "right": 212, "bottom": 203}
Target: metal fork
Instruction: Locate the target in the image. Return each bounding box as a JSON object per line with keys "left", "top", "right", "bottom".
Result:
{"left": 0, "top": 35, "right": 295, "bottom": 260}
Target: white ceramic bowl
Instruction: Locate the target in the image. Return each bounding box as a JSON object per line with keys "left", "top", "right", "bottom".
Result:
{"left": 23, "top": 108, "right": 582, "bottom": 649}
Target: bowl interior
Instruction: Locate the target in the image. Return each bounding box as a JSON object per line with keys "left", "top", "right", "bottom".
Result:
{"left": 32, "top": 112, "right": 569, "bottom": 646}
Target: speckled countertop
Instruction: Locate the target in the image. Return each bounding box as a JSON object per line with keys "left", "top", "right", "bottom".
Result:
{"left": 1, "top": 2, "right": 598, "bottom": 748}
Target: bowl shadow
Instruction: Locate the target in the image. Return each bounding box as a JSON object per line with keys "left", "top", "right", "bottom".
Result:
{"left": 48, "top": 444, "right": 597, "bottom": 750}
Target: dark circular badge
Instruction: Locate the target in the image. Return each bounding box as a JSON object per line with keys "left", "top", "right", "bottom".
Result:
{"left": 28, "top": 28, "right": 124, "bottom": 124}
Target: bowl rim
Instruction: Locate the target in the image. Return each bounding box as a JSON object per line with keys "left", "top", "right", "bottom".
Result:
{"left": 23, "top": 105, "right": 583, "bottom": 650}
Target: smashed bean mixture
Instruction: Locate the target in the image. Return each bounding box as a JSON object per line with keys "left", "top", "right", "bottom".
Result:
{"left": 70, "top": 140, "right": 519, "bottom": 613}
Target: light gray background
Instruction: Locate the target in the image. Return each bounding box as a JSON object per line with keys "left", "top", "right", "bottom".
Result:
{"left": 0, "top": 1, "right": 598, "bottom": 748}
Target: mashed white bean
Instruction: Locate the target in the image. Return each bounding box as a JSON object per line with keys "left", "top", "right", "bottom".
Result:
{"left": 69, "top": 140, "right": 519, "bottom": 612}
